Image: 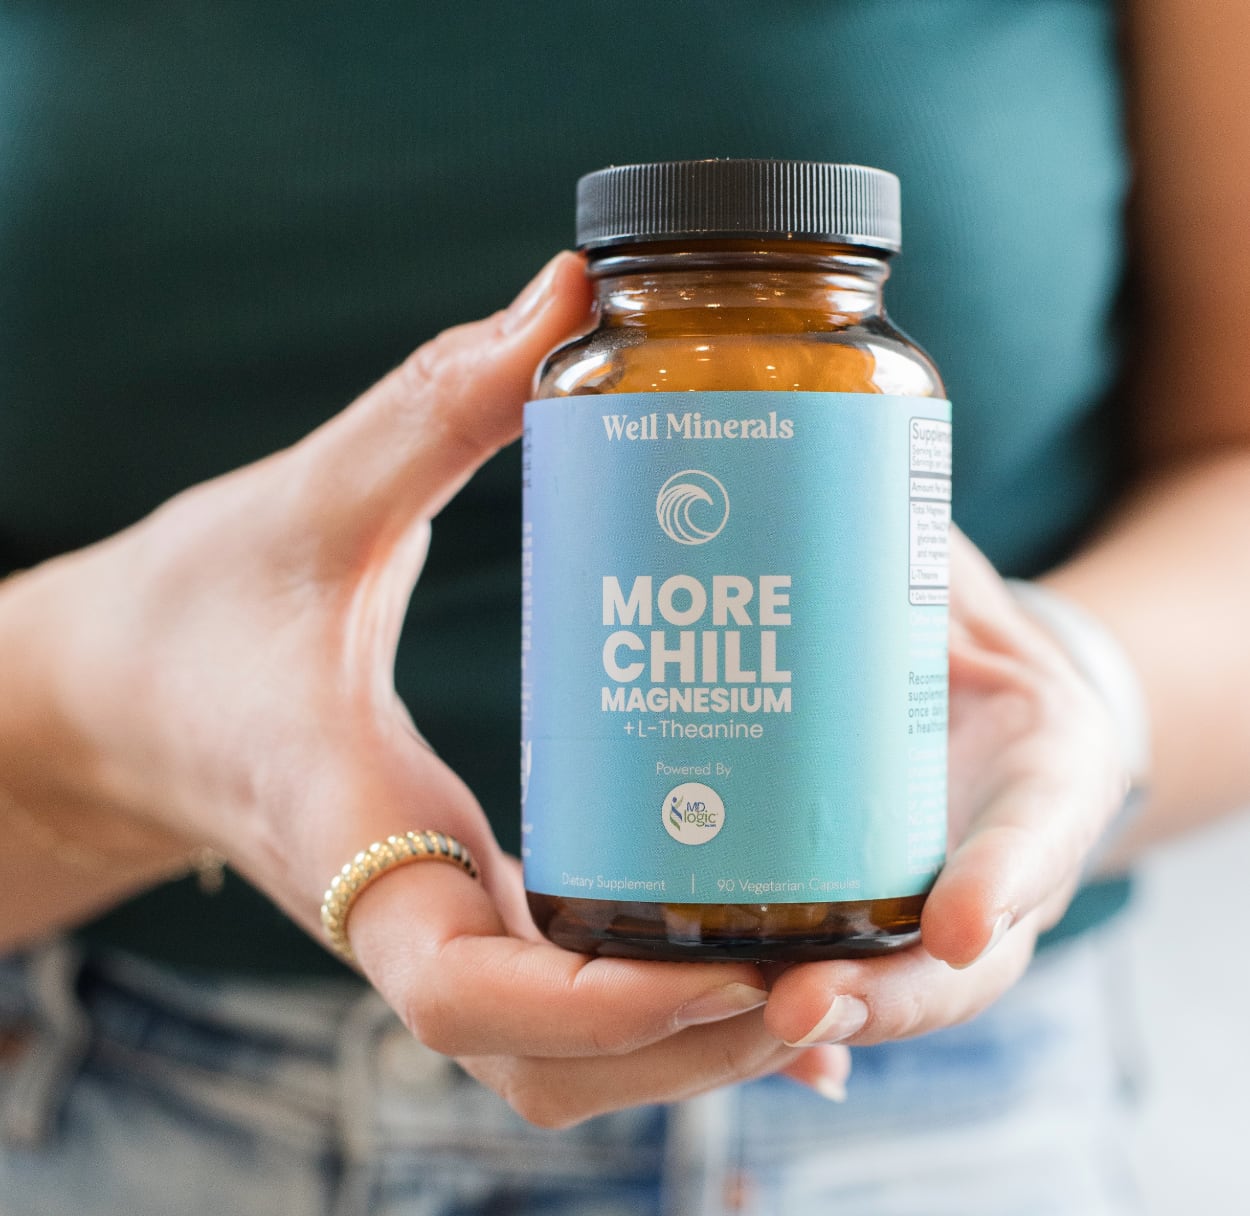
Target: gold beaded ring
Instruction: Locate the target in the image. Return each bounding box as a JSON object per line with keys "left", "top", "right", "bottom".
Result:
{"left": 320, "top": 830, "right": 479, "bottom": 963}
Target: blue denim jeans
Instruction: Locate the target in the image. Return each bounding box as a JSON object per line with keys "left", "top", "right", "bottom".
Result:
{"left": 0, "top": 933, "right": 1142, "bottom": 1215}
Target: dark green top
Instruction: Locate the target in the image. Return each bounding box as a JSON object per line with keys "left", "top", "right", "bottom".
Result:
{"left": 0, "top": 1, "right": 1130, "bottom": 973}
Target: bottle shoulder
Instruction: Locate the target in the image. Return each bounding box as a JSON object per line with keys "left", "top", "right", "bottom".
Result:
{"left": 535, "top": 314, "right": 945, "bottom": 399}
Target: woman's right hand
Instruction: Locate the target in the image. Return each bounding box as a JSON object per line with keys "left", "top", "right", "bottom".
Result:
{"left": 0, "top": 251, "right": 848, "bottom": 1126}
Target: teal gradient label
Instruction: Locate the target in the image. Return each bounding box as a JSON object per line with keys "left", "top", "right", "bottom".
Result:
{"left": 521, "top": 392, "right": 949, "bottom": 903}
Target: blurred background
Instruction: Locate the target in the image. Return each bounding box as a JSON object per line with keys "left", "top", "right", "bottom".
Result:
{"left": 1127, "top": 810, "right": 1250, "bottom": 1211}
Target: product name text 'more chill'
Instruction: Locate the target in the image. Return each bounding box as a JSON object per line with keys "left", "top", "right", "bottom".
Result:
{"left": 599, "top": 574, "right": 793, "bottom": 715}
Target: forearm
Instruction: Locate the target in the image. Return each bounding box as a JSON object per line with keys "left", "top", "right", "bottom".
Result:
{"left": 0, "top": 563, "right": 192, "bottom": 952}
{"left": 1041, "top": 447, "right": 1250, "bottom": 855}
{"left": 0, "top": 801, "right": 192, "bottom": 953}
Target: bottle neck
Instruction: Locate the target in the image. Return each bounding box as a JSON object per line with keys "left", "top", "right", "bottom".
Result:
{"left": 585, "top": 241, "right": 891, "bottom": 332}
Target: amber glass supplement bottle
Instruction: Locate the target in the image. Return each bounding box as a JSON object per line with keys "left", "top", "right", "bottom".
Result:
{"left": 522, "top": 160, "right": 949, "bottom": 961}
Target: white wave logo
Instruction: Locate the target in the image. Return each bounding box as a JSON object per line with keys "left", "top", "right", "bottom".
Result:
{"left": 656, "top": 470, "right": 730, "bottom": 545}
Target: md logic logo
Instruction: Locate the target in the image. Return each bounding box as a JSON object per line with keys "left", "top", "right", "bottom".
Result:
{"left": 663, "top": 782, "right": 726, "bottom": 845}
{"left": 656, "top": 470, "right": 729, "bottom": 545}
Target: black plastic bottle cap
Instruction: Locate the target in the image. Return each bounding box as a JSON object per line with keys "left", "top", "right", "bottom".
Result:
{"left": 576, "top": 159, "right": 901, "bottom": 255}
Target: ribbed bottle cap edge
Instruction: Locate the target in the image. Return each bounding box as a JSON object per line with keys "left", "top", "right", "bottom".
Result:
{"left": 576, "top": 159, "right": 901, "bottom": 254}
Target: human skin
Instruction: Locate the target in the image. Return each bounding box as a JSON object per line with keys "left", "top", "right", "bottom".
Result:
{"left": 2, "top": 0, "right": 1248, "bottom": 1129}
{"left": 0, "top": 245, "right": 1143, "bottom": 1125}
{"left": 756, "top": 0, "right": 1250, "bottom": 1056}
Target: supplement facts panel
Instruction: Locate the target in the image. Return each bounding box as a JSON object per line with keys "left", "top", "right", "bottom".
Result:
{"left": 908, "top": 417, "right": 951, "bottom": 607}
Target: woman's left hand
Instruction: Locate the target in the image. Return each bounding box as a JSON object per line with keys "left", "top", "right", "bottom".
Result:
{"left": 766, "top": 526, "right": 1128, "bottom": 1052}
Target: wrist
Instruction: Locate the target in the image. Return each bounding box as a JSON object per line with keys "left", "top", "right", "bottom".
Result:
{"left": 1007, "top": 579, "right": 1151, "bottom": 864}
{"left": 0, "top": 785, "right": 210, "bottom": 879}
{"left": 0, "top": 561, "right": 212, "bottom": 879}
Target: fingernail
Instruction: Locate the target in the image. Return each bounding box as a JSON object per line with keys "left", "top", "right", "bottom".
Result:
{"left": 675, "top": 983, "right": 769, "bottom": 1029}
{"left": 951, "top": 910, "right": 1013, "bottom": 970}
{"left": 502, "top": 253, "right": 566, "bottom": 333}
{"left": 812, "top": 1074, "right": 847, "bottom": 1103}
{"left": 784, "top": 995, "right": 869, "bottom": 1047}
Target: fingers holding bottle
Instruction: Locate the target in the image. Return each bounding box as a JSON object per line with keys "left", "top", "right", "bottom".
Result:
{"left": 286, "top": 250, "right": 593, "bottom": 572}
{"left": 0, "top": 253, "right": 594, "bottom": 950}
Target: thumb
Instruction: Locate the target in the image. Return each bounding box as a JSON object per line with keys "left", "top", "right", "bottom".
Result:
{"left": 289, "top": 251, "right": 592, "bottom": 559}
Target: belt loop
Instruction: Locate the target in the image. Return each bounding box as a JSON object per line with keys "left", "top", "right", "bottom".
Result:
{"left": 329, "top": 987, "right": 394, "bottom": 1216}
{"left": 0, "top": 939, "right": 90, "bottom": 1149}
{"left": 661, "top": 1086, "right": 734, "bottom": 1216}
